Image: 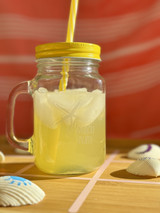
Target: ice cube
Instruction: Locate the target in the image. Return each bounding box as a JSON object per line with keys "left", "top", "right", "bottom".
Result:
{"left": 75, "top": 90, "right": 105, "bottom": 127}
{"left": 38, "top": 87, "right": 48, "bottom": 93}
{"left": 47, "top": 88, "right": 87, "bottom": 113}
{"left": 33, "top": 90, "right": 61, "bottom": 129}
{"left": 33, "top": 88, "right": 105, "bottom": 128}
{"left": 46, "top": 88, "right": 89, "bottom": 125}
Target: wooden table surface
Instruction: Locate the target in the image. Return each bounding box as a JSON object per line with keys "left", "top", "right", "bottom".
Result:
{"left": 1, "top": 137, "right": 160, "bottom": 213}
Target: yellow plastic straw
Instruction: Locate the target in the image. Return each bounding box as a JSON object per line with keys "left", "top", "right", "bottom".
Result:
{"left": 66, "top": 0, "right": 79, "bottom": 43}
{"left": 59, "top": 0, "right": 79, "bottom": 91}
{"left": 52, "top": 0, "right": 79, "bottom": 165}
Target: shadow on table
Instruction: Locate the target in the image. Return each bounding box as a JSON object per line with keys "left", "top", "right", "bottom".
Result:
{"left": 0, "top": 162, "right": 94, "bottom": 181}
{"left": 110, "top": 169, "right": 154, "bottom": 180}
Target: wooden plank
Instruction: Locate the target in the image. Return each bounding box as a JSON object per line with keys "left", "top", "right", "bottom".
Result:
{"left": 1, "top": 136, "right": 160, "bottom": 213}
{"left": 0, "top": 179, "right": 89, "bottom": 213}
{"left": 79, "top": 181, "right": 160, "bottom": 213}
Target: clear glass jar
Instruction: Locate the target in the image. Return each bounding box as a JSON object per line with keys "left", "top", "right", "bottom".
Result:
{"left": 6, "top": 43, "right": 106, "bottom": 175}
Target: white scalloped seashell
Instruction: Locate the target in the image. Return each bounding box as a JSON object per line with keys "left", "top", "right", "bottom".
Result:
{"left": 14, "top": 148, "right": 28, "bottom": 154}
{"left": 0, "top": 151, "right": 5, "bottom": 162}
{"left": 0, "top": 176, "right": 45, "bottom": 207}
{"left": 127, "top": 144, "right": 160, "bottom": 159}
{"left": 127, "top": 157, "right": 160, "bottom": 177}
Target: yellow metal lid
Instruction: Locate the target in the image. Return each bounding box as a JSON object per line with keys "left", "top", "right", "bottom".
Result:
{"left": 35, "top": 42, "right": 101, "bottom": 60}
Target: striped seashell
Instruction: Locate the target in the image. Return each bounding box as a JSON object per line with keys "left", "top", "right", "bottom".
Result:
{"left": 0, "top": 176, "right": 45, "bottom": 207}
{"left": 127, "top": 157, "right": 160, "bottom": 177}
{"left": 127, "top": 144, "right": 160, "bottom": 159}
{"left": 0, "top": 151, "right": 5, "bottom": 162}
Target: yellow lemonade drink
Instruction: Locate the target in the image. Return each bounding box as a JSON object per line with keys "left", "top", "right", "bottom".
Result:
{"left": 33, "top": 87, "right": 106, "bottom": 174}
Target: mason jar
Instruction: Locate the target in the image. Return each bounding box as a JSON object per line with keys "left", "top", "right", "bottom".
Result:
{"left": 6, "top": 42, "right": 106, "bottom": 175}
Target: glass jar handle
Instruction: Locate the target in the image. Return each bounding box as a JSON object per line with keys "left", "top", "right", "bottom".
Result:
{"left": 6, "top": 81, "right": 33, "bottom": 153}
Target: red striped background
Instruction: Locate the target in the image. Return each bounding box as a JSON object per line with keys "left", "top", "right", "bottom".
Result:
{"left": 0, "top": 0, "right": 160, "bottom": 140}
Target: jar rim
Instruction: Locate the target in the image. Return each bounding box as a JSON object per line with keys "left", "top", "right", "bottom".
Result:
{"left": 35, "top": 42, "right": 101, "bottom": 61}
